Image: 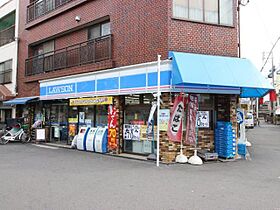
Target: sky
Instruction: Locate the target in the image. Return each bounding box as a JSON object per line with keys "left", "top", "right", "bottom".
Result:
{"left": 241, "top": 0, "right": 280, "bottom": 77}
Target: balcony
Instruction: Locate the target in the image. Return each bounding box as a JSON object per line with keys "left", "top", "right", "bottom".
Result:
{"left": 27, "top": 0, "right": 74, "bottom": 23}
{"left": 0, "top": 25, "right": 15, "bottom": 47}
{"left": 25, "top": 35, "right": 112, "bottom": 76}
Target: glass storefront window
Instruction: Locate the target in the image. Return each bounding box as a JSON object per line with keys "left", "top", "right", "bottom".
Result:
{"left": 49, "top": 103, "right": 68, "bottom": 143}
{"left": 78, "top": 106, "right": 95, "bottom": 129}
{"left": 123, "top": 94, "right": 157, "bottom": 155}
{"left": 96, "top": 105, "right": 108, "bottom": 126}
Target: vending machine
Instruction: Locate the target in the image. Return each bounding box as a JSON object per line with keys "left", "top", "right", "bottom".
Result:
{"left": 85, "top": 127, "right": 99, "bottom": 152}
{"left": 76, "top": 127, "right": 90, "bottom": 151}
{"left": 94, "top": 127, "right": 108, "bottom": 153}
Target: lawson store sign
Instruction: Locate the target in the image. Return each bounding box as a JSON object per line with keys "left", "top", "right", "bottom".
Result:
{"left": 40, "top": 61, "right": 172, "bottom": 100}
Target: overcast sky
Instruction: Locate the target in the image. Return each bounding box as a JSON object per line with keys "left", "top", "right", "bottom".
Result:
{"left": 241, "top": 0, "right": 280, "bottom": 76}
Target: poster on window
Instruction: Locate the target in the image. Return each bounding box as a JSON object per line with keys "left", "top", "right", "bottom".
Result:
{"left": 79, "top": 112, "right": 85, "bottom": 123}
{"left": 167, "top": 94, "right": 186, "bottom": 142}
{"left": 185, "top": 94, "right": 198, "bottom": 145}
{"left": 123, "top": 124, "right": 133, "bottom": 140}
{"left": 132, "top": 125, "right": 141, "bottom": 141}
{"left": 196, "top": 111, "right": 209, "bottom": 128}
{"left": 108, "top": 105, "right": 117, "bottom": 150}
{"left": 159, "top": 109, "right": 170, "bottom": 131}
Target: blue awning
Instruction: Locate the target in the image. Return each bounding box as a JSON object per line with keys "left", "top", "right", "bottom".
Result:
{"left": 170, "top": 52, "right": 273, "bottom": 97}
{"left": 3, "top": 96, "right": 39, "bottom": 105}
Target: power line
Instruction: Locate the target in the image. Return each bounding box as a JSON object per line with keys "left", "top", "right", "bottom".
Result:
{"left": 260, "top": 36, "right": 280, "bottom": 72}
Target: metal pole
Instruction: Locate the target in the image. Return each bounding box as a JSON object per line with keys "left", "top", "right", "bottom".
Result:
{"left": 256, "top": 98, "right": 259, "bottom": 119}
{"left": 156, "top": 55, "right": 161, "bottom": 167}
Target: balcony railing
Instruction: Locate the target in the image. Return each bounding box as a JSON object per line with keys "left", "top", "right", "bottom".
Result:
{"left": 27, "top": 0, "right": 74, "bottom": 23}
{"left": 0, "top": 25, "right": 15, "bottom": 47}
{"left": 25, "top": 35, "right": 112, "bottom": 76}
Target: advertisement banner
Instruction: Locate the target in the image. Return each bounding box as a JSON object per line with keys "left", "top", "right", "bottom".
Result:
{"left": 196, "top": 111, "right": 209, "bottom": 128}
{"left": 185, "top": 94, "right": 198, "bottom": 145}
{"left": 108, "top": 105, "right": 117, "bottom": 150}
{"left": 70, "top": 97, "right": 113, "bottom": 106}
{"left": 159, "top": 109, "right": 170, "bottom": 131}
{"left": 167, "top": 95, "right": 185, "bottom": 142}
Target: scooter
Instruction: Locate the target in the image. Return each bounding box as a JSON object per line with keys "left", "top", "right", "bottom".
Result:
{"left": 0, "top": 123, "right": 30, "bottom": 145}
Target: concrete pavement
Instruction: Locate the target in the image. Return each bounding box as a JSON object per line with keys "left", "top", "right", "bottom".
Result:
{"left": 0, "top": 124, "right": 279, "bottom": 210}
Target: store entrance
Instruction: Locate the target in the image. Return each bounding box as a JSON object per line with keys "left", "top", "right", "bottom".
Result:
{"left": 49, "top": 103, "right": 68, "bottom": 144}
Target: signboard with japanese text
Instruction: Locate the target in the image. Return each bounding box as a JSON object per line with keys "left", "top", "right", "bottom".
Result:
{"left": 108, "top": 105, "right": 117, "bottom": 150}
{"left": 167, "top": 95, "right": 186, "bottom": 142}
{"left": 123, "top": 124, "right": 141, "bottom": 141}
{"left": 132, "top": 125, "right": 141, "bottom": 141}
{"left": 123, "top": 124, "right": 133, "bottom": 140}
{"left": 196, "top": 111, "right": 209, "bottom": 128}
{"left": 185, "top": 94, "right": 198, "bottom": 144}
{"left": 69, "top": 97, "right": 113, "bottom": 106}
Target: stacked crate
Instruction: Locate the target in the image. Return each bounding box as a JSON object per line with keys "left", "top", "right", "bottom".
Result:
{"left": 215, "top": 121, "right": 234, "bottom": 159}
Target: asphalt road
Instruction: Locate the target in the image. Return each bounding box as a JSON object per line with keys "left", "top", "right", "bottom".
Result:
{"left": 0, "top": 124, "right": 279, "bottom": 210}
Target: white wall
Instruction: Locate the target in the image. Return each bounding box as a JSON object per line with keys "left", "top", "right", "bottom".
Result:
{"left": 0, "top": 0, "right": 19, "bottom": 118}
{"left": 0, "top": 0, "right": 18, "bottom": 96}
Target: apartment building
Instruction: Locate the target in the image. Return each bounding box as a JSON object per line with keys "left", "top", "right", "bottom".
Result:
{"left": 9, "top": 0, "right": 272, "bottom": 162}
{"left": 0, "top": 0, "right": 19, "bottom": 122}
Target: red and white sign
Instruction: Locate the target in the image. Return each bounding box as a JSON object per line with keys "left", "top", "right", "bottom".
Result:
{"left": 185, "top": 94, "right": 198, "bottom": 145}
{"left": 167, "top": 95, "right": 185, "bottom": 142}
{"left": 108, "top": 105, "right": 117, "bottom": 150}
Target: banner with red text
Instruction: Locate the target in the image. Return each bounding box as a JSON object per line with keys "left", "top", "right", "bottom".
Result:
{"left": 185, "top": 94, "right": 198, "bottom": 145}
{"left": 108, "top": 105, "right": 117, "bottom": 150}
{"left": 167, "top": 95, "right": 185, "bottom": 142}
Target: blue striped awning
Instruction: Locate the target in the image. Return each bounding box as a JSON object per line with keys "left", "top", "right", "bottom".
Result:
{"left": 3, "top": 96, "right": 39, "bottom": 105}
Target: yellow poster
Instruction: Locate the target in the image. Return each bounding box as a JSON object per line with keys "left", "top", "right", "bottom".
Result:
{"left": 68, "top": 118, "right": 78, "bottom": 123}
{"left": 140, "top": 125, "right": 147, "bottom": 140}
{"left": 70, "top": 97, "right": 113, "bottom": 106}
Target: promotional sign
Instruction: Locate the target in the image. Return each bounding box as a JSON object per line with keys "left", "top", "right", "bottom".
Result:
{"left": 167, "top": 95, "right": 185, "bottom": 142}
{"left": 185, "top": 94, "right": 198, "bottom": 145}
{"left": 70, "top": 97, "right": 113, "bottom": 106}
{"left": 132, "top": 125, "right": 141, "bottom": 141}
{"left": 54, "top": 126, "right": 60, "bottom": 138}
{"left": 68, "top": 118, "right": 78, "bottom": 123}
{"left": 79, "top": 112, "right": 85, "bottom": 123}
{"left": 123, "top": 124, "right": 133, "bottom": 140}
{"left": 159, "top": 109, "right": 170, "bottom": 131}
{"left": 36, "top": 128, "right": 46, "bottom": 141}
{"left": 237, "top": 108, "right": 246, "bottom": 144}
{"left": 196, "top": 111, "right": 209, "bottom": 128}
{"left": 108, "top": 105, "right": 117, "bottom": 150}
{"left": 237, "top": 108, "right": 244, "bottom": 124}
{"left": 68, "top": 124, "right": 77, "bottom": 137}
{"left": 140, "top": 125, "right": 148, "bottom": 140}
{"left": 123, "top": 124, "right": 141, "bottom": 141}
{"left": 147, "top": 102, "right": 157, "bottom": 124}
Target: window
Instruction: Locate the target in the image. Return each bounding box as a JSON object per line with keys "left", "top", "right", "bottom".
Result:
{"left": 0, "top": 60, "right": 12, "bottom": 84}
{"left": 88, "top": 21, "right": 111, "bottom": 40}
{"left": 219, "top": 0, "right": 233, "bottom": 25}
{"left": 205, "top": 0, "right": 218, "bottom": 24}
{"left": 33, "top": 40, "right": 54, "bottom": 56}
{"left": 189, "top": 0, "right": 203, "bottom": 22}
{"left": 0, "top": 11, "right": 15, "bottom": 47}
{"left": 173, "top": 0, "right": 234, "bottom": 26}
